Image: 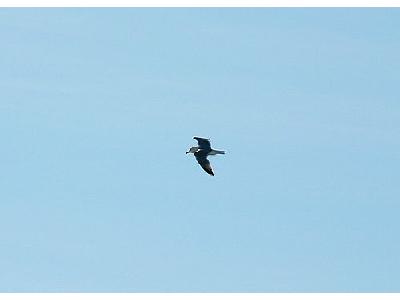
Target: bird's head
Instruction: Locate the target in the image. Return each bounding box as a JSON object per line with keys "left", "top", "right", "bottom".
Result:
{"left": 186, "top": 146, "right": 198, "bottom": 154}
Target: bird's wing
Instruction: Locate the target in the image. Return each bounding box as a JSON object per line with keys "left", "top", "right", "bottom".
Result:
{"left": 194, "top": 150, "right": 214, "bottom": 176}
{"left": 193, "top": 137, "right": 211, "bottom": 150}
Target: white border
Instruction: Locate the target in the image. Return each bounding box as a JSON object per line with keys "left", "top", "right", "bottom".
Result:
{"left": 1, "top": 293, "right": 400, "bottom": 300}
{"left": 0, "top": 1, "right": 399, "bottom": 299}
{"left": 1, "top": 0, "right": 400, "bottom": 7}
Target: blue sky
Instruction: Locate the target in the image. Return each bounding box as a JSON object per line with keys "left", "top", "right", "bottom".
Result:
{"left": 0, "top": 8, "right": 399, "bottom": 292}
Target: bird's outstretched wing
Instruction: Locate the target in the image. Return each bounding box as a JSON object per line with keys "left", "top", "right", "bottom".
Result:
{"left": 194, "top": 150, "right": 214, "bottom": 176}
{"left": 193, "top": 137, "right": 211, "bottom": 150}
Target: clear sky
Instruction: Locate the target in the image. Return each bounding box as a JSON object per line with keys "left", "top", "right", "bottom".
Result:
{"left": 0, "top": 8, "right": 399, "bottom": 292}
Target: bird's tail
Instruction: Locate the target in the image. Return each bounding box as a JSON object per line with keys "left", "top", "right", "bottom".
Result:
{"left": 214, "top": 150, "right": 225, "bottom": 155}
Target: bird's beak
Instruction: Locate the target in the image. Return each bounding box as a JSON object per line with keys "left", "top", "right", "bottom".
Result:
{"left": 185, "top": 151, "right": 189, "bottom": 154}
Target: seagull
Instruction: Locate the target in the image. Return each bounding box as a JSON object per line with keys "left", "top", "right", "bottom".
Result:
{"left": 186, "top": 137, "right": 225, "bottom": 176}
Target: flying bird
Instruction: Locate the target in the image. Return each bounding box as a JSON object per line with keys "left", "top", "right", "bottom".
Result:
{"left": 186, "top": 137, "right": 225, "bottom": 176}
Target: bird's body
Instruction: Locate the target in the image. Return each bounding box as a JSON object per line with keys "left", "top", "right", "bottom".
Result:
{"left": 186, "top": 137, "right": 225, "bottom": 176}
